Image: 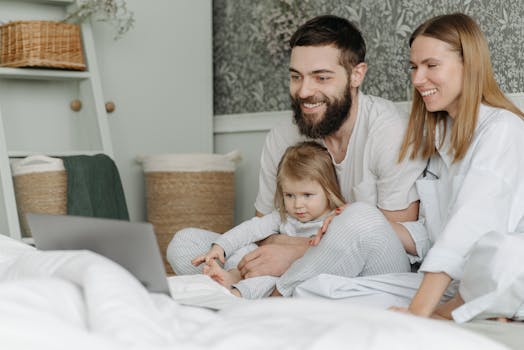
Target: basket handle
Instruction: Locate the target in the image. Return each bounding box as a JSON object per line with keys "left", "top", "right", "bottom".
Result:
{"left": 224, "top": 150, "right": 242, "bottom": 164}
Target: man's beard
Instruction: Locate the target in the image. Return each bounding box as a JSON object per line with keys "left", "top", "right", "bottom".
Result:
{"left": 291, "top": 89, "right": 352, "bottom": 138}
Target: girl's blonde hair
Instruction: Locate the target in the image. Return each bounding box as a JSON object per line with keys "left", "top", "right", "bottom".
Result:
{"left": 274, "top": 141, "right": 345, "bottom": 221}
{"left": 399, "top": 13, "right": 524, "bottom": 163}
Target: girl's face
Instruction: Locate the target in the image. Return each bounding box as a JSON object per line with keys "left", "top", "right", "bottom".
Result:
{"left": 281, "top": 177, "right": 330, "bottom": 223}
{"left": 409, "top": 35, "right": 464, "bottom": 118}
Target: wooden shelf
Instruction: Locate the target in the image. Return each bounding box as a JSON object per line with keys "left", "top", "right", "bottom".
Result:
{"left": 17, "top": 0, "right": 74, "bottom": 4}
{"left": 0, "top": 1, "right": 113, "bottom": 241}
{"left": 8, "top": 150, "right": 105, "bottom": 158}
{"left": 0, "top": 67, "right": 90, "bottom": 81}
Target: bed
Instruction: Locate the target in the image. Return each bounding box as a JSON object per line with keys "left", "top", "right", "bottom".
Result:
{"left": 0, "top": 234, "right": 519, "bottom": 350}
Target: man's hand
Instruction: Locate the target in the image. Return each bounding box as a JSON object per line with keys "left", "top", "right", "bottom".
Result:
{"left": 237, "top": 243, "right": 308, "bottom": 278}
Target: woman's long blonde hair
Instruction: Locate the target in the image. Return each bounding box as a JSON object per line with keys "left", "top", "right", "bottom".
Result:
{"left": 399, "top": 13, "right": 524, "bottom": 162}
{"left": 274, "top": 141, "right": 345, "bottom": 221}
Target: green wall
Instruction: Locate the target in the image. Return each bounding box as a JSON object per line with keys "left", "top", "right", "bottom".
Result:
{"left": 213, "top": 0, "right": 524, "bottom": 115}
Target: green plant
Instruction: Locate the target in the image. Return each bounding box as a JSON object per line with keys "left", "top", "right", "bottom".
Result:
{"left": 63, "top": 0, "right": 134, "bottom": 39}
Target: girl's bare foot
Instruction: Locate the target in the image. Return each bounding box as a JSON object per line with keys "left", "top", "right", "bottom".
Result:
{"left": 203, "top": 259, "right": 241, "bottom": 289}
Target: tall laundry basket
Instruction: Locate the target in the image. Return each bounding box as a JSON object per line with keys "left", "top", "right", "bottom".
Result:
{"left": 142, "top": 151, "right": 241, "bottom": 275}
{"left": 11, "top": 155, "right": 67, "bottom": 237}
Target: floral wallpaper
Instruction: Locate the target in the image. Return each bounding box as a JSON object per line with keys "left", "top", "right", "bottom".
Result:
{"left": 213, "top": 0, "right": 524, "bottom": 115}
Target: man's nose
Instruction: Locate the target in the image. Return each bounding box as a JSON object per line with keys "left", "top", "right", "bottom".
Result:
{"left": 296, "top": 78, "right": 315, "bottom": 99}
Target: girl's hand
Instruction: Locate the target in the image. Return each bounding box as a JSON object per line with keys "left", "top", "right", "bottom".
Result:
{"left": 309, "top": 204, "right": 348, "bottom": 246}
{"left": 191, "top": 244, "right": 225, "bottom": 266}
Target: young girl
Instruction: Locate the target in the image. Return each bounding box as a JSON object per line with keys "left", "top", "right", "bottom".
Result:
{"left": 393, "top": 13, "right": 524, "bottom": 320}
{"left": 191, "top": 141, "right": 345, "bottom": 298}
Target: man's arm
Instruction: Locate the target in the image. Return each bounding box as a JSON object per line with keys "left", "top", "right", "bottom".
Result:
{"left": 237, "top": 242, "right": 309, "bottom": 278}
{"left": 380, "top": 201, "right": 419, "bottom": 256}
{"left": 256, "top": 210, "right": 311, "bottom": 244}
{"left": 238, "top": 210, "right": 309, "bottom": 278}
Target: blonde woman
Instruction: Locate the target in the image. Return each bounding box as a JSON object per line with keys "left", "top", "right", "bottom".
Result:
{"left": 394, "top": 13, "right": 524, "bottom": 320}
{"left": 191, "top": 141, "right": 345, "bottom": 298}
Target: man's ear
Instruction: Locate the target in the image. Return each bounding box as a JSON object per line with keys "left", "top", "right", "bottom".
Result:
{"left": 350, "top": 62, "right": 367, "bottom": 88}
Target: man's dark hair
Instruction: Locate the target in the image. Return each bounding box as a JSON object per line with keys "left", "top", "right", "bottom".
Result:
{"left": 289, "top": 15, "right": 366, "bottom": 72}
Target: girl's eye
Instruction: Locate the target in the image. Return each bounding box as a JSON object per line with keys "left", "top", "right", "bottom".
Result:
{"left": 284, "top": 193, "right": 293, "bottom": 198}
{"left": 304, "top": 193, "right": 313, "bottom": 198}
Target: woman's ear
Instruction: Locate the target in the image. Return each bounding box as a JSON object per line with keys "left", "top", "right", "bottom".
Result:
{"left": 350, "top": 62, "right": 368, "bottom": 88}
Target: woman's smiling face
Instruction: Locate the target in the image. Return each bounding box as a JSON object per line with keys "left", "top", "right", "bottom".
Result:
{"left": 409, "top": 35, "right": 464, "bottom": 118}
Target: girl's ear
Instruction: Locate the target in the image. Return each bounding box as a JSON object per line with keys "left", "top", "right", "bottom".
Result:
{"left": 350, "top": 62, "right": 368, "bottom": 88}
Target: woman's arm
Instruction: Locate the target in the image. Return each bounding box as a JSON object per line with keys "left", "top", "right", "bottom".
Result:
{"left": 431, "top": 293, "right": 465, "bottom": 320}
{"left": 408, "top": 272, "right": 452, "bottom": 317}
{"left": 381, "top": 201, "right": 419, "bottom": 256}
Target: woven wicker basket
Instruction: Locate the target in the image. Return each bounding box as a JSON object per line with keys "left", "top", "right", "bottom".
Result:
{"left": 0, "top": 21, "right": 86, "bottom": 70}
{"left": 143, "top": 153, "right": 240, "bottom": 275}
{"left": 11, "top": 156, "right": 68, "bottom": 237}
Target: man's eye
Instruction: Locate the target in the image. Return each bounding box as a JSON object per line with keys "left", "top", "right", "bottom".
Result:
{"left": 290, "top": 75, "right": 301, "bottom": 81}
{"left": 317, "top": 76, "right": 329, "bottom": 81}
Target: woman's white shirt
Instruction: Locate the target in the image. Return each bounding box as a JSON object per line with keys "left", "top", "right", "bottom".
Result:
{"left": 418, "top": 104, "right": 524, "bottom": 280}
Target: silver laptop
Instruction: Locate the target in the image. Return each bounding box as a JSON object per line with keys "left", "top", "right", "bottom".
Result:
{"left": 27, "top": 213, "right": 171, "bottom": 296}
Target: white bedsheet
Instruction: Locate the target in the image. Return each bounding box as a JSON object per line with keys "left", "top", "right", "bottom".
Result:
{"left": 293, "top": 272, "right": 459, "bottom": 309}
{"left": 0, "top": 235, "right": 508, "bottom": 350}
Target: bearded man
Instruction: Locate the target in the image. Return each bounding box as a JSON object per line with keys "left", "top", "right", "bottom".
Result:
{"left": 168, "top": 15, "right": 427, "bottom": 299}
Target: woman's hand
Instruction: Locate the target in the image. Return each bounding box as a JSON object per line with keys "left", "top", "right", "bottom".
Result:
{"left": 309, "top": 205, "right": 348, "bottom": 246}
{"left": 392, "top": 272, "right": 452, "bottom": 318}
{"left": 191, "top": 244, "right": 225, "bottom": 267}
{"left": 389, "top": 306, "right": 413, "bottom": 315}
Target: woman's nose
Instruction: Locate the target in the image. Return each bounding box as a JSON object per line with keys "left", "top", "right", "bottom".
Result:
{"left": 411, "top": 68, "right": 426, "bottom": 87}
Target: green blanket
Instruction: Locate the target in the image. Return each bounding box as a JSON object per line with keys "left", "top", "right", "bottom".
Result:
{"left": 62, "top": 154, "right": 129, "bottom": 220}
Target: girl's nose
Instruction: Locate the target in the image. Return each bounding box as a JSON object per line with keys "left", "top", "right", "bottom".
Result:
{"left": 294, "top": 197, "right": 304, "bottom": 207}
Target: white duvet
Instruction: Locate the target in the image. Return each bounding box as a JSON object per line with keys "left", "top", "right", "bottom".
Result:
{"left": 0, "top": 235, "right": 508, "bottom": 350}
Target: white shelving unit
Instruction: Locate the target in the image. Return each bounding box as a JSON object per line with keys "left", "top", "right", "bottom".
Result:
{"left": 0, "top": 0, "right": 113, "bottom": 240}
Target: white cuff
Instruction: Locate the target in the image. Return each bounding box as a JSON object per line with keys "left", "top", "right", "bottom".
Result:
{"left": 399, "top": 219, "right": 431, "bottom": 264}
{"left": 419, "top": 247, "right": 464, "bottom": 280}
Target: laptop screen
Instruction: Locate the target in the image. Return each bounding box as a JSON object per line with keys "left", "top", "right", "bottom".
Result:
{"left": 27, "top": 213, "right": 171, "bottom": 296}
